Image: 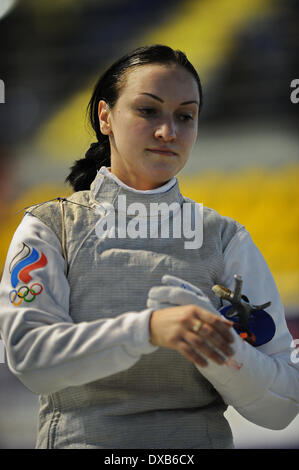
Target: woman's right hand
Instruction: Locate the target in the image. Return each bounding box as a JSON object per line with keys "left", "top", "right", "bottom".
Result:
{"left": 149, "top": 304, "right": 235, "bottom": 367}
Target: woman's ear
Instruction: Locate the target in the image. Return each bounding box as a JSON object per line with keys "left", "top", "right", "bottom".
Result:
{"left": 98, "top": 100, "right": 112, "bottom": 135}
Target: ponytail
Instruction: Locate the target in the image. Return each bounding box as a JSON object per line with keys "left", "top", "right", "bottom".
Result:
{"left": 65, "top": 140, "right": 110, "bottom": 192}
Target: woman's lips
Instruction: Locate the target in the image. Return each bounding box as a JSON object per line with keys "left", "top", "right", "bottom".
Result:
{"left": 147, "top": 149, "right": 177, "bottom": 156}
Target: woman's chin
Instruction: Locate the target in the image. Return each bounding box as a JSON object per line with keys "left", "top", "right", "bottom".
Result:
{"left": 145, "top": 157, "right": 179, "bottom": 175}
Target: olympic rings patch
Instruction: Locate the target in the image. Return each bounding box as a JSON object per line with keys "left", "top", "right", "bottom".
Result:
{"left": 9, "top": 282, "right": 43, "bottom": 306}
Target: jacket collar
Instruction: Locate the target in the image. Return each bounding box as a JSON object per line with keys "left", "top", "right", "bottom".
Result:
{"left": 89, "top": 167, "right": 184, "bottom": 214}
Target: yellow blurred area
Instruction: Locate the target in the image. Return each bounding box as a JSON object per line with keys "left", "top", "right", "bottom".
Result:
{"left": 33, "top": 0, "right": 273, "bottom": 162}
{"left": 0, "top": 184, "right": 72, "bottom": 274}
{"left": 2, "top": 0, "right": 296, "bottom": 304}
{"left": 144, "top": 0, "right": 273, "bottom": 77}
{"left": 179, "top": 164, "right": 299, "bottom": 305}
{"left": 1, "top": 163, "right": 298, "bottom": 305}
{"left": 34, "top": 85, "right": 95, "bottom": 163}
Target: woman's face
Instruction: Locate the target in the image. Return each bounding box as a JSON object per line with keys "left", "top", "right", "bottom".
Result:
{"left": 98, "top": 63, "right": 200, "bottom": 190}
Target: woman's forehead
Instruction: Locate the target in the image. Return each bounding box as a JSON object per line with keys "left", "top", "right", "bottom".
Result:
{"left": 121, "top": 63, "right": 199, "bottom": 100}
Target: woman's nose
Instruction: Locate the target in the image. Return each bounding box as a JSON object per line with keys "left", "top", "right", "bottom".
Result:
{"left": 154, "top": 119, "right": 177, "bottom": 141}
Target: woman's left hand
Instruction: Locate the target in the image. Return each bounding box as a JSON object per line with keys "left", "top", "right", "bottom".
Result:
{"left": 147, "top": 275, "right": 220, "bottom": 314}
{"left": 147, "top": 275, "right": 235, "bottom": 366}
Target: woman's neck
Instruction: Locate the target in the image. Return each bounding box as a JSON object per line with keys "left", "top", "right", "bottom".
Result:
{"left": 99, "top": 166, "right": 177, "bottom": 194}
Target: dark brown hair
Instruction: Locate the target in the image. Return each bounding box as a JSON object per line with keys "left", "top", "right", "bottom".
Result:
{"left": 65, "top": 44, "right": 203, "bottom": 191}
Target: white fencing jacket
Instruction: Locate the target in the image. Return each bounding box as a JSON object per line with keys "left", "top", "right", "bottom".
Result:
{"left": 0, "top": 166, "right": 298, "bottom": 436}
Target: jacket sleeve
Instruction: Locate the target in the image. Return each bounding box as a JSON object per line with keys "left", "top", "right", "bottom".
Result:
{"left": 0, "top": 213, "right": 157, "bottom": 395}
{"left": 195, "top": 227, "right": 299, "bottom": 430}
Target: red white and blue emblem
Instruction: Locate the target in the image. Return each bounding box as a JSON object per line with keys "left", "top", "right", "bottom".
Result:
{"left": 9, "top": 243, "right": 47, "bottom": 306}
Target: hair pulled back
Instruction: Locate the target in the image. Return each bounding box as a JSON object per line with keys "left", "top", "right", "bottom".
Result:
{"left": 65, "top": 44, "right": 203, "bottom": 191}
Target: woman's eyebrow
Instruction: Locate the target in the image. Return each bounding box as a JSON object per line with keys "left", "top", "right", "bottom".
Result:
{"left": 139, "top": 92, "right": 199, "bottom": 106}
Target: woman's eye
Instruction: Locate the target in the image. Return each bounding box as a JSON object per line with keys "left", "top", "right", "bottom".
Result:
{"left": 138, "top": 108, "right": 156, "bottom": 116}
{"left": 137, "top": 108, "right": 193, "bottom": 122}
{"left": 179, "top": 114, "right": 193, "bottom": 122}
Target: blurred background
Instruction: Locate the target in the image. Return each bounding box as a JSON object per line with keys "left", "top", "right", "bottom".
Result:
{"left": 0, "top": 0, "right": 298, "bottom": 449}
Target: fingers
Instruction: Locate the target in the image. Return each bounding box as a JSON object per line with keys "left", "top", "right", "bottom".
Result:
{"left": 149, "top": 304, "right": 235, "bottom": 368}
{"left": 175, "top": 308, "right": 235, "bottom": 366}
{"left": 178, "top": 329, "right": 233, "bottom": 368}
{"left": 185, "top": 308, "right": 235, "bottom": 364}
{"left": 193, "top": 306, "right": 235, "bottom": 343}
{"left": 187, "top": 329, "right": 233, "bottom": 365}
{"left": 178, "top": 339, "right": 208, "bottom": 367}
